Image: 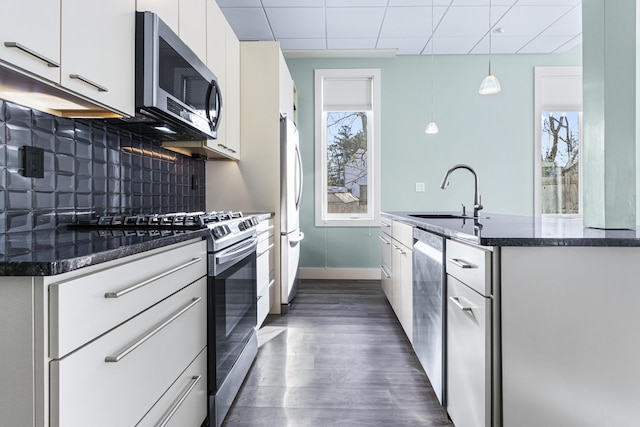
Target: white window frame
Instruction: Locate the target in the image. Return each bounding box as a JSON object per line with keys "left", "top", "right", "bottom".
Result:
{"left": 534, "top": 66, "right": 583, "bottom": 218}
{"left": 314, "top": 68, "right": 381, "bottom": 227}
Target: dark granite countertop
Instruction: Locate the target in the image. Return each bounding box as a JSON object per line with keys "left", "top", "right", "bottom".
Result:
{"left": 0, "top": 228, "right": 209, "bottom": 276}
{"left": 383, "top": 211, "right": 640, "bottom": 247}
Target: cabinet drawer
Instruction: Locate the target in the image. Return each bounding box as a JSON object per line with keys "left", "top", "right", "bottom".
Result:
{"left": 381, "top": 217, "right": 392, "bottom": 237}
{"left": 446, "top": 239, "right": 491, "bottom": 296}
{"left": 137, "top": 347, "right": 208, "bottom": 427}
{"left": 50, "top": 239, "right": 207, "bottom": 358}
{"left": 447, "top": 276, "right": 491, "bottom": 427}
{"left": 392, "top": 220, "right": 413, "bottom": 248}
{"left": 257, "top": 218, "right": 274, "bottom": 236}
{"left": 50, "top": 278, "right": 207, "bottom": 427}
{"left": 257, "top": 235, "right": 274, "bottom": 292}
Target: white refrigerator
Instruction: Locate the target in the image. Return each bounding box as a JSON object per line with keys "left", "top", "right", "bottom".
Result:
{"left": 279, "top": 116, "right": 304, "bottom": 312}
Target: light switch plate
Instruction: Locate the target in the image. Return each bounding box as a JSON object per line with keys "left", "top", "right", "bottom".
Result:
{"left": 415, "top": 182, "right": 425, "bottom": 192}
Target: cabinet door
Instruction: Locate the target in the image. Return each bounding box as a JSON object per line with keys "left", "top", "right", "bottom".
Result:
{"left": 136, "top": 0, "right": 179, "bottom": 33}
{"left": 278, "top": 52, "right": 294, "bottom": 118}
{"left": 179, "top": 0, "right": 207, "bottom": 62}
{"left": 224, "top": 22, "right": 240, "bottom": 159}
{"left": 380, "top": 233, "right": 393, "bottom": 303}
{"left": 0, "top": 0, "right": 61, "bottom": 83}
{"left": 61, "top": 0, "right": 135, "bottom": 116}
{"left": 399, "top": 244, "right": 413, "bottom": 342}
{"left": 205, "top": 0, "right": 228, "bottom": 155}
{"left": 447, "top": 276, "right": 491, "bottom": 427}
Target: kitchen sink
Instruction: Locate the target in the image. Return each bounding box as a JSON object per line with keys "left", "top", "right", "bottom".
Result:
{"left": 410, "top": 214, "right": 469, "bottom": 219}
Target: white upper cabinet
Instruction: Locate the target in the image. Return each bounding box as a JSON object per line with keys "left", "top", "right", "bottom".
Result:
{"left": 179, "top": 0, "right": 207, "bottom": 62}
{"left": 223, "top": 22, "right": 240, "bottom": 159}
{"left": 61, "top": 0, "right": 135, "bottom": 117}
{"left": 0, "top": 0, "right": 61, "bottom": 83}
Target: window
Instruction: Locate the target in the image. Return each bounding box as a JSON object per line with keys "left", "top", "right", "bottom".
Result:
{"left": 534, "top": 67, "right": 583, "bottom": 217}
{"left": 314, "top": 69, "right": 381, "bottom": 227}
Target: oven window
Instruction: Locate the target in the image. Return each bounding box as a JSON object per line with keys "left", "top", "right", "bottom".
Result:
{"left": 158, "top": 37, "right": 209, "bottom": 115}
{"left": 213, "top": 252, "right": 257, "bottom": 389}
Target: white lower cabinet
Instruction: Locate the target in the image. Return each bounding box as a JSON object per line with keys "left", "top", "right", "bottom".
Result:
{"left": 445, "top": 239, "right": 495, "bottom": 427}
{"left": 447, "top": 276, "right": 491, "bottom": 427}
{"left": 0, "top": 238, "right": 208, "bottom": 427}
{"left": 257, "top": 218, "right": 275, "bottom": 327}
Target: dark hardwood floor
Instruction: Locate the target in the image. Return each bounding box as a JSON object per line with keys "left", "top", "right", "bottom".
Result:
{"left": 222, "top": 279, "right": 454, "bottom": 427}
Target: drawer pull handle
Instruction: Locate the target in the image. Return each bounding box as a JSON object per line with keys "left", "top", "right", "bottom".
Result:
{"left": 449, "top": 258, "right": 475, "bottom": 269}
{"left": 393, "top": 244, "right": 406, "bottom": 255}
{"left": 69, "top": 73, "right": 108, "bottom": 92}
{"left": 105, "top": 258, "right": 202, "bottom": 298}
{"left": 4, "top": 41, "right": 60, "bottom": 67}
{"left": 379, "top": 235, "right": 391, "bottom": 245}
{"left": 257, "top": 243, "right": 275, "bottom": 257}
{"left": 449, "top": 296, "right": 474, "bottom": 312}
{"left": 380, "top": 265, "right": 391, "bottom": 279}
{"left": 105, "top": 297, "right": 202, "bottom": 363}
{"left": 157, "top": 375, "right": 202, "bottom": 427}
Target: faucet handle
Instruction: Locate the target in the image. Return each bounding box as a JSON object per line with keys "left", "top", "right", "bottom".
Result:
{"left": 461, "top": 203, "right": 466, "bottom": 217}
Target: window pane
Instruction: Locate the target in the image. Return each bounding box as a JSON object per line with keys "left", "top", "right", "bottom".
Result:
{"left": 541, "top": 111, "right": 580, "bottom": 214}
{"left": 326, "top": 111, "right": 368, "bottom": 215}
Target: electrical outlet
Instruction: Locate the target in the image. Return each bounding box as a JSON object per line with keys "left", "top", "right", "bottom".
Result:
{"left": 415, "top": 182, "right": 425, "bottom": 192}
{"left": 23, "top": 146, "right": 45, "bottom": 178}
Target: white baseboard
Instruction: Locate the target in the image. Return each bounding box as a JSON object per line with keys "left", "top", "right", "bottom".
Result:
{"left": 298, "top": 267, "right": 380, "bottom": 281}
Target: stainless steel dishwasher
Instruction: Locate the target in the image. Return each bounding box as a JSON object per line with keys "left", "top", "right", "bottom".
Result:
{"left": 412, "top": 228, "right": 446, "bottom": 406}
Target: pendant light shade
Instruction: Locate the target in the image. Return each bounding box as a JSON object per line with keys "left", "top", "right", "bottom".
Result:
{"left": 425, "top": 121, "right": 439, "bottom": 134}
{"left": 479, "top": 73, "right": 501, "bottom": 95}
{"left": 479, "top": 0, "right": 501, "bottom": 95}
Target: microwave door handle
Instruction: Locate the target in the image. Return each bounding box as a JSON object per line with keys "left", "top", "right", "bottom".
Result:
{"left": 209, "top": 79, "right": 222, "bottom": 132}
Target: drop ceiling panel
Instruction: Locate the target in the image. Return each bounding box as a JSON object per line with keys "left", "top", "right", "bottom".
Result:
{"left": 431, "top": 37, "right": 483, "bottom": 54}
{"left": 539, "top": 6, "right": 581, "bottom": 37}
{"left": 494, "top": 5, "right": 575, "bottom": 36}
{"left": 378, "top": 37, "right": 429, "bottom": 54}
{"left": 265, "top": 8, "right": 325, "bottom": 38}
{"left": 517, "top": 35, "right": 576, "bottom": 53}
{"left": 328, "top": 38, "right": 379, "bottom": 49}
{"left": 326, "top": 0, "right": 389, "bottom": 6}
{"left": 326, "top": 7, "right": 386, "bottom": 38}
{"left": 262, "top": 0, "right": 324, "bottom": 6}
{"left": 279, "top": 38, "right": 327, "bottom": 50}
{"left": 436, "top": 6, "right": 510, "bottom": 37}
{"left": 220, "top": 7, "right": 273, "bottom": 40}
{"left": 216, "top": 0, "right": 588, "bottom": 55}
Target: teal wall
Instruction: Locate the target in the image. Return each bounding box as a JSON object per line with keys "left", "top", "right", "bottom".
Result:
{"left": 287, "top": 49, "right": 582, "bottom": 269}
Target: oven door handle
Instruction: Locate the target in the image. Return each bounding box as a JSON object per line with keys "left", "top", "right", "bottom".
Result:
{"left": 215, "top": 237, "right": 258, "bottom": 265}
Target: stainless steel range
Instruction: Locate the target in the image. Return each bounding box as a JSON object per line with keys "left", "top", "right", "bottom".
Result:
{"left": 74, "top": 211, "right": 259, "bottom": 427}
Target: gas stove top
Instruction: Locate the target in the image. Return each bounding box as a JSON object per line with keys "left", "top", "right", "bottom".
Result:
{"left": 72, "top": 211, "right": 259, "bottom": 241}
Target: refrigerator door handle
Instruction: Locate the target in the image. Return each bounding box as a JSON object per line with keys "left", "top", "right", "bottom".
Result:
{"left": 289, "top": 231, "right": 305, "bottom": 246}
{"left": 294, "top": 143, "right": 303, "bottom": 210}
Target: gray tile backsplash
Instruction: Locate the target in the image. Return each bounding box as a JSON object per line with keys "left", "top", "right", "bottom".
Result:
{"left": 0, "top": 99, "right": 206, "bottom": 233}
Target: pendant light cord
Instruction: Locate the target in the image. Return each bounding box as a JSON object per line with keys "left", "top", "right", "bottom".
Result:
{"left": 430, "top": 0, "right": 435, "bottom": 120}
{"left": 488, "top": 0, "right": 492, "bottom": 74}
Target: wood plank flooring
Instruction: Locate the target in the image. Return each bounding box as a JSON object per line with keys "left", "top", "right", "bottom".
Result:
{"left": 222, "top": 279, "right": 454, "bottom": 427}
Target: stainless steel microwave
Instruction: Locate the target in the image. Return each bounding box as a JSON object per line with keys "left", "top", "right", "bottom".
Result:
{"left": 131, "top": 11, "right": 221, "bottom": 141}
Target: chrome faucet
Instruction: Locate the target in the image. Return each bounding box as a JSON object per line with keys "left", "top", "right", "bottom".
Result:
{"left": 440, "top": 164, "right": 483, "bottom": 218}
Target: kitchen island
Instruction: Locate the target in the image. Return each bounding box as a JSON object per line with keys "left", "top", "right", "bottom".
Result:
{"left": 382, "top": 211, "right": 640, "bottom": 427}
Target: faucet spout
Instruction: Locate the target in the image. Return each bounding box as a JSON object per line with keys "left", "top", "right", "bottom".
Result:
{"left": 439, "top": 164, "right": 483, "bottom": 217}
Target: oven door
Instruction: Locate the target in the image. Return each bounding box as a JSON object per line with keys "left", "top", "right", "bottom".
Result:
{"left": 208, "top": 237, "right": 258, "bottom": 391}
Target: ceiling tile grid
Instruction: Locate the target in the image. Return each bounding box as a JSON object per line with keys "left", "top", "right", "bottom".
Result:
{"left": 216, "top": 0, "right": 585, "bottom": 56}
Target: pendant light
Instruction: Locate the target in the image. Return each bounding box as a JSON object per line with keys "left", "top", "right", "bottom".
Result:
{"left": 479, "top": 0, "right": 501, "bottom": 95}
{"left": 425, "top": 0, "right": 439, "bottom": 134}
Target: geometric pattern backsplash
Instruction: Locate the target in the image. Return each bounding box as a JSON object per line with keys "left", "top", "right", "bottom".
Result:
{"left": 0, "top": 99, "right": 206, "bottom": 234}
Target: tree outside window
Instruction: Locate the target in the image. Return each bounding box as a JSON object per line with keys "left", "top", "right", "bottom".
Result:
{"left": 326, "top": 111, "right": 368, "bottom": 214}
{"left": 541, "top": 111, "right": 581, "bottom": 215}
